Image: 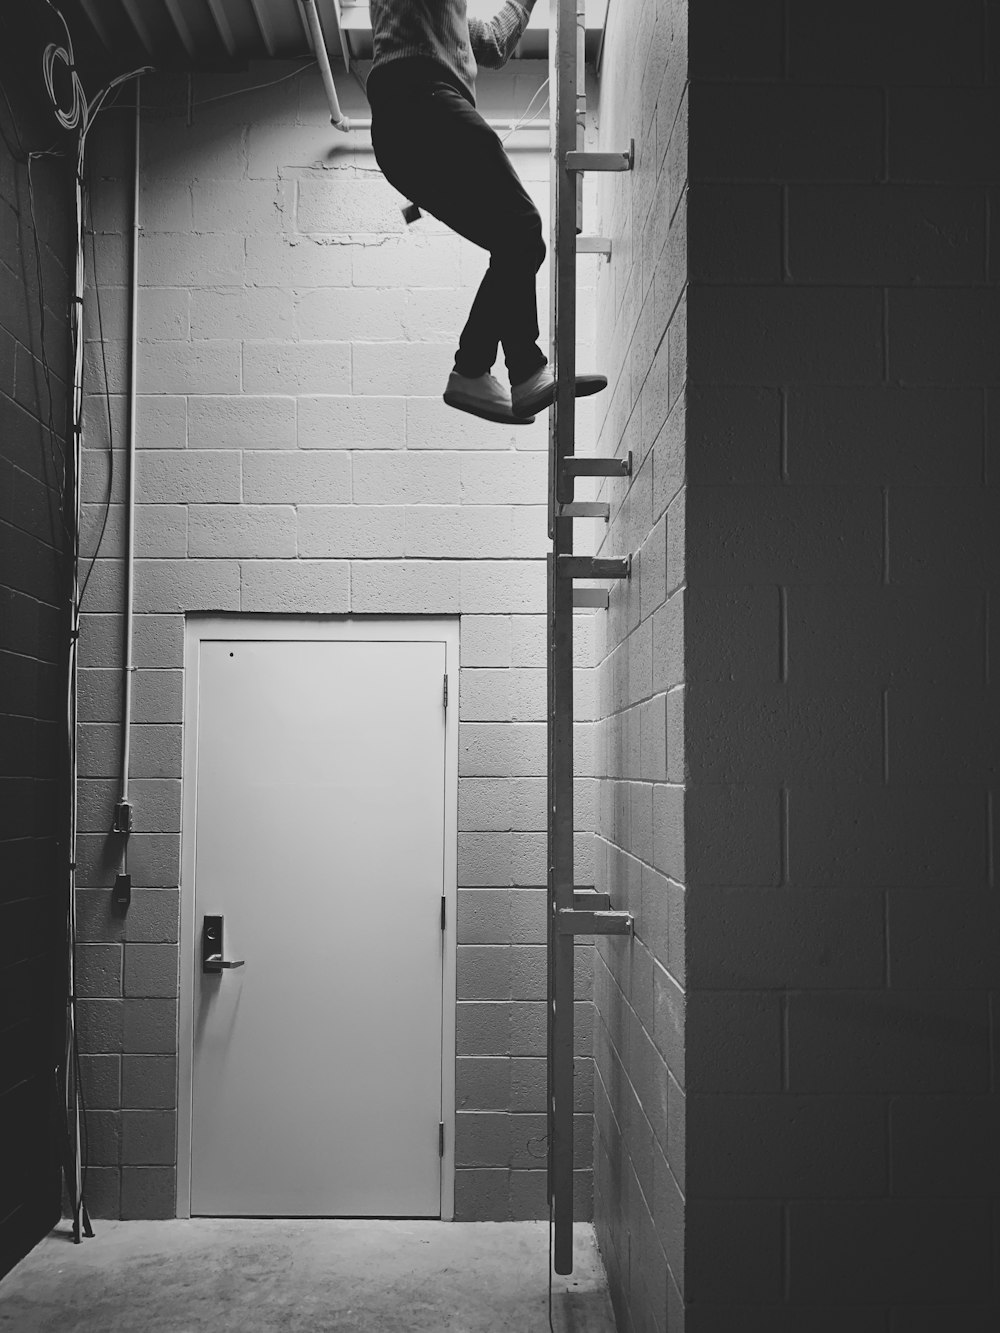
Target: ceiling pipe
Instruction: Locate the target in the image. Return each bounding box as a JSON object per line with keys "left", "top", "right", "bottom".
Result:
{"left": 298, "top": 0, "right": 350, "bottom": 130}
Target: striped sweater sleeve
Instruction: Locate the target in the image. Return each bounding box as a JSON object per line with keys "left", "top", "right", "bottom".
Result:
{"left": 468, "top": 0, "right": 534, "bottom": 69}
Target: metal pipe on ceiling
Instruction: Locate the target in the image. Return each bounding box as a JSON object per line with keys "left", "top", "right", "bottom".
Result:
{"left": 298, "top": 0, "right": 349, "bottom": 129}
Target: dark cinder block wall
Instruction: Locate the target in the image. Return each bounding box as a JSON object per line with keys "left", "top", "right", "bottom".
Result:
{"left": 681, "top": 0, "right": 999, "bottom": 1329}
{"left": 592, "top": 0, "right": 999, "bottom": 1329}
{"left": 0, "top": 23, "right": 73, "bottom": 1279}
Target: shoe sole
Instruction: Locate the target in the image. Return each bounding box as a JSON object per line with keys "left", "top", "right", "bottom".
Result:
{"left": 511, "top": 373, "right": 609, "bottom": 418}
{"left": 443, "top": 390, "right": 535, "bottom": 425}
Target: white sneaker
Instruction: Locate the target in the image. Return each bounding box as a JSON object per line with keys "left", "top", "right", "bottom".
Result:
{"left": 443, "top": 372, "right": 535, "bottom": 425}
{"left": 510, "top": 367, "right": 608, "bottom": 418}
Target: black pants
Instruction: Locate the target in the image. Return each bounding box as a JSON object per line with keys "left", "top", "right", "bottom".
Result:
{"left": 369, "top": 59, "right": 548, "bottom": 386}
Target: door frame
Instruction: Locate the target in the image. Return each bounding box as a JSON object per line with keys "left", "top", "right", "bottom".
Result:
{"left": 177, "top": 614, "right": 460, "bottom": 1220}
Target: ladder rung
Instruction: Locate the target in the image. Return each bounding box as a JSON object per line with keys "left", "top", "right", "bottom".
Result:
{"left": 562, "top": 452, "right": 631, "bottom": 478}
{"left": 573, "top": 889, "right": 611, "bottom": 911}
{"left": 576, "top": 236, "right": 612, "bottom": 257}
{"left": 556, "top": 908, "right": 634, "bottom": 936}
{"left": 565, "top": 141, "right": 634, "bottom": 173}
{"left": 573, "top": 588, "right": 609, "bottom": 609}
{"left": 558, "top": 502, "right": 610, "bottom": 521}
{"left": 558, "top": 555, "right": 631, "bottom": 581}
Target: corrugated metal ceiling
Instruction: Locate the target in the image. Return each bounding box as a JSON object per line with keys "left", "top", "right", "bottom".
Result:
{"left": 58, "top": 0, "right": 606, "bottom": 74}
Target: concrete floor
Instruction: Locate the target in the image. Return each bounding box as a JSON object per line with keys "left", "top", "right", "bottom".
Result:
{"left": 0, "top": 1219, "right": 617, "bottom": 1333}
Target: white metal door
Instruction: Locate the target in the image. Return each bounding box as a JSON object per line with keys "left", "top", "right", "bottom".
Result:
{"left": 190, "top": 636, "right": 447, "bottom": 1217}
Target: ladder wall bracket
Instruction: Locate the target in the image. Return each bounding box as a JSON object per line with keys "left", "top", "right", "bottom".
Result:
{"left": 577, "top": 236, "right": 612, "bottom": 259}
{"left": 558, "top": 501, "right": 610, "bottom": 521}
{"left": 557, "top": 908, "right": 634, "bottom": 936}
{"left": 565, "top": 140, "right": 635, "bottom": 173}
{"left": 563, "top": 451, "right": 632, "bottom": 479}
{"left": 572, "top": 588, "right": 609, "bottom": 609}
{"left": 558, "top": 554, "right": 631, "bottom": 581}
{"left": 573, "top": 889, "right": 612, "bottom": 910}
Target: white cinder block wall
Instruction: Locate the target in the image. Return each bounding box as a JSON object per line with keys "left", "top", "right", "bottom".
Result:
{"left": 590, "top": 0, "right": 688, "bottom": 1329}
{"left": 74, "top": 61, "right": 601, "bottom": 1222}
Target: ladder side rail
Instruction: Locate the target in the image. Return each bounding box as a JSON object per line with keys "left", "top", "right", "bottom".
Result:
{"left": 547, "top": 0, "right": 584, "bottom": 1279}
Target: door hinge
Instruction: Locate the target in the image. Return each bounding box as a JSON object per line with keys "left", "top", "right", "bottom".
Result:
{"left": 443, "top": 673, "right": 449, "bottom": 708}
{"left": 438, "top": 1121, "right": 445, "bottom": 1157}
{"left": 440, "top": 895, "right": 446, "bottom": 931}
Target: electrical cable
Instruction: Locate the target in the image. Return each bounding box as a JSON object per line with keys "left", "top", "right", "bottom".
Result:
{"left": 192, "top": 61, "right": 315, "bottom": 108}
{"left": 500, "top": 77, "right": 549, "bottom": 142}
{"left": 77, "top": 174, "right": 116, "bottom": 606}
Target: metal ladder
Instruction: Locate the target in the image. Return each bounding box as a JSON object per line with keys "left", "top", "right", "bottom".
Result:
{"left": 546, "top": 0, "right": 635, "bottom": 1278}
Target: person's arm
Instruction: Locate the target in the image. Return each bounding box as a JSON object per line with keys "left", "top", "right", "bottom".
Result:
{"left": 469, "top": 0, "right": 536, "bottom": 68}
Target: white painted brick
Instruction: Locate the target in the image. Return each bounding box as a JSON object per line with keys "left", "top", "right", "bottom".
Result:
{"left": 81, "top": 503, "right": 122, "bottom": 559}
{"left": 458, "top": 833, "right": 513, "bottom": 886}
{"left": 509, "top": 669, "right": 547, "bottom": 720}
{"left": 246, "top": 122, "right": 359, "bottom": 178}
{"left": 353, "top": 452, "right": 461, "bottom": 505}
{"left": 401, "top": 289, "right": 470, "bottom": 342}
{"left": 460, "top": 561, "right": 546, "bottom": 613}
{"left": 460, "top": 669, "right": 512, "bottom": 722}
{"left": 297, "top": 177, "right": 405, "bottom": 234}
{"left": 192, "top": 180, "right": 286, "bottom": 233}
{"left": 84, "top": 339, "right": 127, "bottom": 394}
{"left": 141, "top": 119, "right": 246, "bottom": 181}
{"left": 406, "top": 396, "right": 548, "bottom": 452}
{"left": 575, "top": 614, "right": 596, "bottom": 668}
{"left": 139, "top": 341, "right": 241, "bottom": 394}
{"left": 460, "top": 722, "right": 513, "bottom": 776}
{"left": 461, "top": 452, "right": 548, "bottom": 504}
{"left": 242, "top": 451, "right": 351, "bottom": 504}
{"left": 188, "top": 396, "right": 296, "bottom": 450}
{"left": 190, "top": 288, "right": 296, "bottom": 340}
{"left": 511, "top": 615, "right": 546, "bottom": 666}
{"left": 243, "top": 342, "right": 351, "bottom": 395}
{"left": 507, "top": 723, "right": 547, "bottom": 776}
{"left": 139, "top": 180, "right": 192, "bottom": 231}
{"left": 461, "top": 615, "right": 511, "bottom": 667}
{"left": 136, "top": 506, "right": 187, "bottom": 558}
{"left": 640, "top": 693, "right": 667, "bottom": 782}
{"left": 296, "top": 288, "right": 408, "bottom": 342}
{"left": 352, "top": 235, "right": 463, "bottom": 288}
{"left": 350, "top": 560, "right": 461, "bottom": 613}
{"left": 575, "top": 720, "right": 596, "bottom": 777}
{"left": 298, "top": 396, "right": 404, "bottom": 450}
{"left": 188, "top": 505, "right": 296, "bottom": 557}
{"left": 137, "top": 451, "right": 241, "bottom": 504}
{"left": 460, "top": 722, "right": 546, "bottom": 777}
{"left": 134, "top": 559, "right": 241, "bottom": 612}
{"left": 240, "top": 559, "right": 350, "bottom": 613}
{"left": 245, "top": 234, "right": 352, "bottom": 288}
{"left": 298, "top": 505, "right": 406, "bottom": 558}
{"left": 140, "top": 232, "right": 245, "bottom": 286}
{"left": 575, "top": 777, "right": 597, "bottom": 830}
{"left": 405, "top": 507, "right": 512, "bottom": 559}
{"left": 140, "top": 289, "right": 189, "bottom": 340}
{"left": 511, "top": 506, "right": 549, "bottom": 558}
{"left": 575, "top": 667, "right": 598, "bottom": 722}
{"left": 137, "top": 396, "right": 186, "bottom": 449}
{"left": 459, "top": 778, "right": 513, "bottom": 832}
{"left": 511, "top": 777, "right": 547, "bottom": 831}
{"left": 353, "top": 342, "right": 453, "bottom": 395}
{"left": 512, "top": 833, "right": 546, "bottom": 884}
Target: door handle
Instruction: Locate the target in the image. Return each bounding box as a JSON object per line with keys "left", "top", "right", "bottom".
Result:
{"left": 205, "top": 954, "right": 245, "bottom": 971}
{"left": 202, "top": 915, "right": 245, "bottom": 974}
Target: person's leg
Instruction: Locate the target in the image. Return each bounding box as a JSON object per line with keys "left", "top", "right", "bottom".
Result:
{"left": 371, "top": 75, "right": 546, "bottom": 384}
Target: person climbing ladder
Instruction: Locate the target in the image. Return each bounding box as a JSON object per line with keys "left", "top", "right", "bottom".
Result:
{"left": 366, "top": 0, "right": 607, "bottom": 425}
